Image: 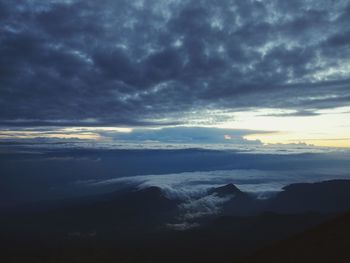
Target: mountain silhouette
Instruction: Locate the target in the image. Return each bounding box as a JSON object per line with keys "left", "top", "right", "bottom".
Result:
{"left": 208, "top": 183, "right": 243, "bottom": 197}
{"left": 245, "top": 211, "right": 350, "bottom": 263}
{"left": 2, "top": 180, "right": 350, "bottom": 263}
{"left": 266, "top": 180, "right": 350, "bottom": 214}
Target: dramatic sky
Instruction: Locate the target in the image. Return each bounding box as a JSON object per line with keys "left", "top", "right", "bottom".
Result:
{"left": 1, "top": 0, "right": 350, "bottom": 147}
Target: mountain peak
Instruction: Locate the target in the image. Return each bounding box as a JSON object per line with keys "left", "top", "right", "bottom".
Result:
{"left": 208, "top": 183, "right": 242, "bottom": 197}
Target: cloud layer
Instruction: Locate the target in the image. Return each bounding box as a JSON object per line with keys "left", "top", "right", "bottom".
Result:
{"left": 89, "top": 166, "right": 350, "bottom": 226}
{"left": 91, "top": 167, "right": 350, "bottom": 199}
{"left": 0, "top": 0, "right": 349, "bottom": 126}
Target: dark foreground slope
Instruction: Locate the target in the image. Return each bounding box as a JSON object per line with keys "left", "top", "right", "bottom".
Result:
{"left": 0, "top": 212, "right": 335, "bottom": 263}
{"left": 245, "top": 211, "right": 350, "bottom": 263}
{"left": 1, "top": 180, "right": 350, "bottom": 263}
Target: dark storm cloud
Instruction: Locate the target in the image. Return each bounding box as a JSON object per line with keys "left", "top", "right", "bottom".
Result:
{"left": 0, "top": 0, "right": 349, "bottom": 126}
{"left": 261, "top": 110, "right": 320, "bottom": 117}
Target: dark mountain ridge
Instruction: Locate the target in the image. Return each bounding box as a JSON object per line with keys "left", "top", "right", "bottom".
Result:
{"left": 2, "top": 179, "right": 350, "bottom": 263}
{"left": 219, "top": 179, "right": 350, "bottom": 216}
{"left": 245, "top": 211, "right": 350, "bottom": 263}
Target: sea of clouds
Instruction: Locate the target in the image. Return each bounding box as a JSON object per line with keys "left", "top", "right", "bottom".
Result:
{"left": 86, "top": 167, "right": 350, "bottom": 228}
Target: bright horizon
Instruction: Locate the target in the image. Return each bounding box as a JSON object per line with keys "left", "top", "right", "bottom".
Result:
{"left": 2, "top": 106, "right": 350, "bottom": 148}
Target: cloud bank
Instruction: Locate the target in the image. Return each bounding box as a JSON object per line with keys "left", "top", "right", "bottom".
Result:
{"left": 89, "top": 167, "right": 350, "bottom": 204}
{"left": 89, "top": 167, "right": 350, "bottom": 227}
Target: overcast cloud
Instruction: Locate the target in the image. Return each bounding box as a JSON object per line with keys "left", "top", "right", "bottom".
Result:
{"left": 1, "top": 0, "right": 349, "bottom": 126}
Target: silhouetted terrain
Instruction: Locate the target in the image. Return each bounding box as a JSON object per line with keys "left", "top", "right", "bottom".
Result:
{"left": 246, "top": 212, "right": 350, "bottom": 263}
{"left": 1, "top": 180, "right": 350, "bottom": 262}
{"left": 221, "top": 180, "right": 350, "bottom": 216}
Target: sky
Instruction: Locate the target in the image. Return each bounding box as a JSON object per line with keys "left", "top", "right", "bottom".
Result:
{"left": 0, "top": 0, "right": 350, "bottom": 147}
